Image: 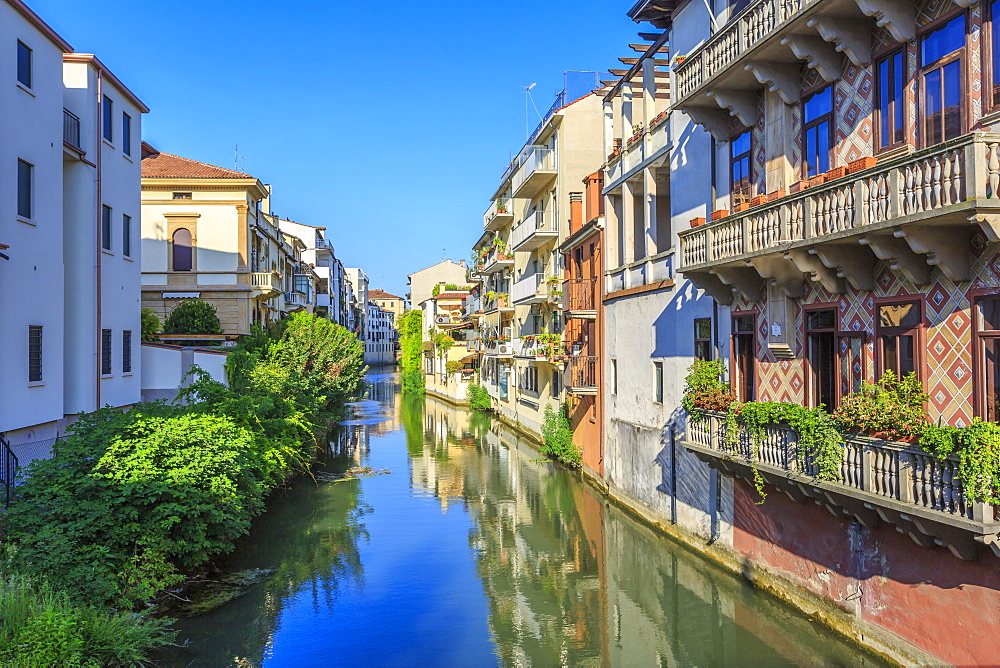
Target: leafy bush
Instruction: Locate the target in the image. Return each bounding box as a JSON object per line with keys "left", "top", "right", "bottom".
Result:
{"left": 0, "top": 572, "right": 174, "bottom": 666}
{"left": 445, "top": 360, "right": 463, "bottom": 374}
{"left": 541, "top": 404, "right": 580, "bottom": 466}
{"left": 467, "top": 383, "right": 491, "bottom": 411}
{"left": 398, "top": 310, "right": 425, "bottom": 394}
{"left": 141, "top": 308, "right": 162, "bottom": 342}
{"left": 833, "top": 370, "right": 929, "bottom": 440}
{"left": 681, "top": 359, "right": 735, "bottom": 414}
{"left": 163, "top": 299, "right": 223, "bottom": 335}
{"left": 921, "top": 420, "right": 1000, "bottom": 504}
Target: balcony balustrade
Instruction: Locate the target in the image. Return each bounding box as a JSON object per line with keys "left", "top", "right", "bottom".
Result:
{"left": 605, "top": 120, "right": 670, "bottom": 193}
{"left": 683, "top": 411, "right": 1000, "bottom": 561}
{"left": 284, "top": 291, "right": 307, "bottom": 309}
{"left": 679, "top": 134, "right": 1000, "bottom": 304}
{"left": 484, "top": 197, "right": 514, "bottom": 231}
{"left": 563, "top": 278, "right": 596, "bottom": 317}
{"left": 249, "top": 272, "right": 283, "bottom": 297}
{"left": 512, "top": 146, "right": 556, "bottom": 199}
{"left": 567, "top": 356, "right": 598, "bottom": 394}
{"left": 512, "top": 273, "right": 556, "bottom": 305}
{"left": 483, "top": 338, "right": 513, "bottom": 357}
{"left": 480, "top": 247, "right": 514, "bottom": 274}
{"left": 510, "top": 210, "right": 557, "bottom": 252}
{"left": 63, "top": 109, "right": 81, "bottom": 150}
{"left": 482, "top": 294, "right": 512, "bottom": 312}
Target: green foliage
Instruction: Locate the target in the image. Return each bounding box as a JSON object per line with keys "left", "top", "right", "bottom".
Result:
{"left": 832, "top": 370, "right": 929, "bottom": 440}
{"left": 433, "top": 332, "right": 455, "bottom": 357}
{"left": 541, "top": 404, "right": 580, "bottom": 466}
{"left": 163, "top": 299, "right": 223, "bottom": 335}
{"left": 467, "top": 383, "right": 491, "bottom": 411}
{"left": 0, "top": 572, "right": 174, "bottom": 666}
{"left": 681, "top": 359, "right": 735, "bottom": 414}
{"left": 141, "top": 308, "right": 161, "bottom": 342}
{"left": 398, "top": 310, "right": 425, "bottom": 394}
{"left": 431, "top": 284, "right": 441, "bottom": 297}
{"left": 445, "top": 360, "right": 463, "bottom": 374}
{"left": 921, "top": 420, "right": 1000, "bottom": 504}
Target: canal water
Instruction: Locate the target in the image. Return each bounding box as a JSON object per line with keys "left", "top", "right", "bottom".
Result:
{"left": 166, "top": 370, "right": 885, "bottom": 667}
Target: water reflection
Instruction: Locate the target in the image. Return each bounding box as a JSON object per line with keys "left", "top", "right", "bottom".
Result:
{"left": 165, "top": 372, "right": 881, "bottom": 667}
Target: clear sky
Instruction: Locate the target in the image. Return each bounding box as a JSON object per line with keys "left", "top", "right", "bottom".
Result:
{"left": 30, "top": 0, "right": 644, "bottom": 297}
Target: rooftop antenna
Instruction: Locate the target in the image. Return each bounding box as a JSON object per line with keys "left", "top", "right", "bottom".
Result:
{"left": 234, "top": 144, "right": 246, "bottom": 172}
{"left": 521, "top": 83, "right": 541, "bottom": 139}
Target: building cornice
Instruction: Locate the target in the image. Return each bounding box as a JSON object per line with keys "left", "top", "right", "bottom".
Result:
{"left": 64, "top": 53, "right": 149, "bottom": 112}
{"left": 7, "top": 0, "right": 72, "bottom": 52}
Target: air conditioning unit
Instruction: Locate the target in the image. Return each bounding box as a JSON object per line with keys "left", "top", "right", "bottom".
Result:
{"left": 498, "top": 344, "right": 511, "bottom": 355}
{"left": 435, "top": 316, "right": 451, "bottom": 324}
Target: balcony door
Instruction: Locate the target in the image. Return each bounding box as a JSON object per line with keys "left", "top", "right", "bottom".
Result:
{"left": 732, "top": 314, "right": 755, "bottom": 402}
{"left": 806, "top": 309, "right": 836, "bottom": 411}
{"left": 876, "top": 299, "right": 923, "bottom": 381}
{"left": 920, "top": 13, "right": 966, "bottom": 147}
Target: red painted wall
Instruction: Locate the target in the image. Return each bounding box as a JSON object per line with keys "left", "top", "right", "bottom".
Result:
{"left": 733, "top": 479, "right": 1000, "bottom": 665}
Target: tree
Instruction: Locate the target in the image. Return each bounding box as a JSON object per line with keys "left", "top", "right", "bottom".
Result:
{"left": 141, "top": 308, "right": 161, "bottom": 342}
{"left": 398, "top": 310, "right": 424, "bottom": 393}
{"left": 163, "top": 299, "right": 223, "bottom": 335}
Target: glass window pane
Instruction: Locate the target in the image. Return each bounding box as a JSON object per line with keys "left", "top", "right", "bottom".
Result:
{"left": 695, "top": 318, "right": 712, "bottom": 338}
{"left": 984, "top": 337, "right": 1000, "bottom": 420}
{"left": 943, "top": 60, "right": 962, "bottom": 140}
{"left": 879, "top": 58, "right": 891, "bottom": 146}
{"left": 734, "top": 315, "right": 754, "bottom": 332}
{"left": 921, "top": 14, "right": 965, "bottom": 67}
{"left": 807, "top": 310, "right": 836, "bottom": 330}
{"left": 899, "top": 335, "right": 916, "bottom": 376}
{"left": 732, "top": 130, "right": 751, "bottom": 155}
{"left": 893, "top": 52, "right": 904, "bottom": 143}
{"left": 980, "top": 297, "right": 1000, "bottom": 330}
{"left": 879, "top": 302, "right": 919, "bottom": 328}
{"left": 881, "top": 335, "right": 899, "bottom": 374}
{"left": 806, "top": 128, "right": 818, "bottom": 177}
{"left": 804, "top": 86, "right": 832, "bottom": 122}
{"left": 817, "top": 122, "right": 830, "bottom": 173}
{"left": 925, "top": 68, "right": 942, "bottom": 144}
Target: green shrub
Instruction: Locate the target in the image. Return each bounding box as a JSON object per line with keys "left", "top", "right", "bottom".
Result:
{"left": 921, "top": 420, "right": 1000, "bottom": 504}
{"left": 681, "top": 359, "right": 735, "bottom": 414}
{"left": 163, "top": 299, "right": 223, "bottom": 335}
{"left": 541, "top": 403, "right": 580, "bottom": 466}
{"left": 467, "top": 383, "right": 491, "bottom": 411}
{"left": 832, "top": 370, "right": 929, "bottom": 440}
{"left": 398, "top": 310, "right": 425, "bottom": 394}
{"left": 141, "top": 308, "right": 162, "bottom": 342}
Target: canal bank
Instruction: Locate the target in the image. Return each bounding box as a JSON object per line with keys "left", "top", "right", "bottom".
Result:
{"left": 163, "top": 370, "right": 886, "bottom": 666}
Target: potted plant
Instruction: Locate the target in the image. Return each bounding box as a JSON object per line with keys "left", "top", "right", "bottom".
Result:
{"left": 807, "top": 173, "right": 826, "bottom": 188}
{"left": 824, "top": 166, "right": 849, "bottom": 181}
{"left": 789, "top": 179, "right": 811, "bottom": 194}
{"left": 689, "top": 216, "right": 706, "bottom": 228}
{"left": 848, "top": 156, "right": 878, "bottom": 174}
{"left": 710, "top": 209, "right": 729, "bottom": 221}
{"left": 767, "top": 189, "right": 786, "bottom": 201}
{"left": 749, "top": 194, "right": 768, "bottom": 206}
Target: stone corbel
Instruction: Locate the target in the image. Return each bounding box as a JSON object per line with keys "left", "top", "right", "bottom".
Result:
{"left": 805, "top": 17, "right": 872, "bottom": 66}
{"left": 683, "top": 107, "right": 733, "bottom": 142}
{"left": 748, "top": 256, "right": 805, "bottom": 298}
{"left": 686, "top": 270, "right": 734, "bottom": 305}
{"left": 784, "top": 249, "right": 846, "bottom": 294}
{"left": 952, "top": 0, "right": 978, "bottom": 7}
{"left": 893, "top": 226, "right": 971, "bottom": 282}
{"left": 808, "top": 244, "right": 876, "bottom": 291}
{"left": 743, "top": 62, "right": 799, "bottom": 105}
{"left": 780, "top": 35, "right": 844, "bottom": 82}
{"left": 853, "top": 0, "right": 916, "bottom": 43}
{"left": 859, "top": 234, "right": 932, "bottom": 285}
{"left": 970, "top": 212, "right": 1000, "bottom": 242}
{"left": 706, "top": 89, "right": 758, "bottom": 128}
{"left": 711, "top": 266, "right": 763, "bottom": 300}
{"left": 975, "top": 534, "right": 1000, "bottom": 559}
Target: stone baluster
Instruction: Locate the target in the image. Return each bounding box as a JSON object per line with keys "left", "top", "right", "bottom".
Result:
{"left": 860, "top": 443, "right": 872, "bottom": 493}
{"left": 988, "top": 141, "right": 1000, "bottom": 199}
{"left": 898, "top": 451, "right": 915, "bottom": 503}
{"left": 952, "top": 147, "right": 964, "bottom": 202}
{"left": 932, "top": 154, "right": 942, "bottom": 209}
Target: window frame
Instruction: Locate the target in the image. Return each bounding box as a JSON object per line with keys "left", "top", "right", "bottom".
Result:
{"left": 16, "top": 40, "right": 32, "bottom": 89}
{"left": 971, "top": 290, "right": 1000, "bottom": 420}
{"left": 731, "top": 312, "right": 756, "bottom": 402}
{"left": 122, "top": 330, "right": 132, "bottom": 374}
{"left": 801, "top": 85, "right": 835, "bottom": 179}
{"left": 17, "top": 158, "right": 33, "bottom": 220}
{"left": 170, "top": 227, "right": 194, "bottom": 271}
{"left": 122, "top": 112, "right": 132, "bottom": 156}
{"left": 874, "top": 296, "right": 925, "bottom": 384}
{"left": 102, "top": 96, "right": 114, "bottom": 143}
{"left": 694, "top": 317, "right": 713, "bottom": 361}
{"left": 875, "top": 47, "right": 907, "bottom": 152}
{"left": 101, "top": 205, "right": 113, "bottom": 252}
{"left": 654, "top": 361, "right": 664, "bottom": 404}
{"left": 101, "top": 329, "right": 113, "bottom": 376}
{"left": 729, "top": 128, "right": 753, "bottom": 206}
{"left": 28, "top": 325, "right": 42, "bottom": 383}
{"left": 803, "top": 304, "right": 839, "bottom": 411}
{"left": 122, "top": 214, "right": 132, "bottom": 257}
{"left": 918, "top": 11, "right": 968, "bottom": 149}
{"left": 988, "top": 0, "right": 1000, "bottom": 112}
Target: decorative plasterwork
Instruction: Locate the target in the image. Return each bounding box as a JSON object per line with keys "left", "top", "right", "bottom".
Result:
{"left": 744, "top": 62, "right": 800, "bottom": 105}
{"left": 809, "top": 244, "right": 876, "bottom": 291}
{"left": 854, "top": 0, "right": 916, "bottom": 43}
{"left": 686, "top": 270, "right": 734, "bottom": 305}
{"left": 894, "top": 226, "right": 972, "bottom": 282}
{"left": 683, "top": 107, "right": 732, "bottom": 142}
{"left": 784, "top": 249, "right": 846, "bottom": 294}
{"left": 706, "top": 89, "right": 758, "bottom": 128}
{"left": 806, "top": 16, "right": 873, "bottom": 66}
{"left": 712, "top": 265, "right": 763, "bottom": 299}
{"left": 781, "top": 34, "right": 844, "bottom": 82}
{"left": 859, "top": 233, "right": 932, "bottom": 285}
{"left": 749, "top": 256, "right": 805, "bottom": 298}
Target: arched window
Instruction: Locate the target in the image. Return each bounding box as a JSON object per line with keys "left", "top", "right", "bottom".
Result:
{"left": 172, "top": 228, "right": 192, "bottom": 271}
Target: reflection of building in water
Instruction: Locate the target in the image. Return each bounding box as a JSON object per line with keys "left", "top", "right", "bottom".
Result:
{"left": 329, "top": 424, "right": 369, "bottom": 463}
{"left": 365, "top": 373, "right": 401, "bottom": 435}
{"left": 408, "top": 396, "right": 483, "bottom": 512}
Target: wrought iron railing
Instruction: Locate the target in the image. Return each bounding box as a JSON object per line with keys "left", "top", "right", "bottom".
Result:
{"left": 568, "top": 356, "right": 598, "bottom": 389}
{"left": 63, "top": 108, "right": 81, "bottom": 149}
{"left": 0, "top": 433, "right": 19, "bottom": 507}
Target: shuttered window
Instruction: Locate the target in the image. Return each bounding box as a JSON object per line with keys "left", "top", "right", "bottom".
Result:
{"left": 101, "top": 329, "right": 112, "bottom": 375}
{"left": 102, "top": 205, "right": 112, "bottom": 251}
{"left": 16, "top": 41, "right": 31, "bottom": 88}
{"left": 102, "top": 96, "right": 113, "bottom": 142}
{"left": 28, "top": 326, "right": 42, "bottom": 382}
{"left": 122, "top": 113, "right": 132, "bottom": 156}
{"left": 122, "top": 214, "right": 132, "bottom": 257}
{"left": 122, "top": 330, "right": 132, "bottom": 373}
{"left": 17, "top": 159, "right": 32, "bottom": 219}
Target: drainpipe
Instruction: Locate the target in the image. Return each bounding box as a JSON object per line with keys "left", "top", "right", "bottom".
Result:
{"left": 95, "top": 69, "right": 104, "bottom": 410}
{"left": 669, "top": 423, "right": 677, "bottom": 524}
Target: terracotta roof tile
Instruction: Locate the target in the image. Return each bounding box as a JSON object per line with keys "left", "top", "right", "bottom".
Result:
{"left": 369, "top": 289, "right": 403, "bottom": 300}
{"left": 433, "top": 292, "right": 470, "bottom": 300}
{"left": 141, "top": 146, "right": 254, "bottom": 179}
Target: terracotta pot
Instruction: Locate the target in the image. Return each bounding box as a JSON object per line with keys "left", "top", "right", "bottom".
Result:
{"left": 767, "top": 189, "right": 786, "bottom": 201}
{"left": 734, "top": 202, "right": 751, "bottom": 212}
{"left": 749, "top": 194, "right": 768, "bottom": 206}
{"left": 824, "top": 166, "right": 849, "bottom": 181}
{"left": 848, "top": 156, "right": 878, "bottom": 173}
{"left": 710, "top": 209, "right": 730, "bottom": 221}
{"left": 689, "top": 216, "right": 706, "bottom": 228}
{"left": 807, "top": 174, "right": 826, "bottom": 188}
{"left": 789, "top": 179, "right": 810, "bottom": 193}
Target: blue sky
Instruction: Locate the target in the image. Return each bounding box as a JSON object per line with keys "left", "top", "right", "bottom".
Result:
{"left": 31, "top": 0, "right": 643, "bottom": 297}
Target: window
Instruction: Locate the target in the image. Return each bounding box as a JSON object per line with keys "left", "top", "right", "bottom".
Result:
{"left": 17, "top": 159, "right": 32, "bottom": 219}
{"left": 976, "top": 296, "right": 1000, "bottom": 420}
{"left": 876, "top": 299, "right": 922, "bottom": 380}
{"left": 551, "top": 368, "right": 561, "bottom": 398}
{"left": 122, "top": 214, "right": 132, "bottom": 257}
{"left": 519, "top": 365, "right": 538, "bottom": 393}
{"left": 102, "top": 96, "right": 113, "bottom": 142}
{"left": 172, "top": 228, "right": 193, "bottom": 271}
{"left": 654, "top": 361, "right": 664, "bottom": 403}
{"left": 425, "top": 356, "right": 434, "bottom": 374}
{"left": 612, "top": 359, "right": 618, "bottom": 395}
{"left": 122, "top": 113, "right": 132, "bottom": 156}
{"left": 732, "top": 315, "right": 755, "bottom": 402}
{"left": 802, "top": 86, "right": 833, "bottom": 178}
{"left": 16, "top": 41, "right": 31, "bottom": 88}
{"left": 806, "top": 309, "right": 837, "bottom": 411}
{"left": 172, "top": 192, "right": 192, "bottom": 200}
{"left": 730, "top": 130, "right": 752, "bottom": 204}
{"left": 877, "top": 50, "right": 905, "bottom": 149}
{"left": 920, "top": 14, "right": 965, "bottom": 146}
{"left": 992, "top": 1, "right": 1000, "bottom": 108}
{"left": 694, "top": 318, "right": 712, "bottom": 360}
{"left": 102, "top": 205, "right": 112, "bottom": 251}
{"left": 28, "top": 325, "right": 42, "bottom": 382}
{"left": 122, "top": 330, "right": 132, "bottom": 373}
{"left": 101, "top": 329, "right": 112, "bottom": 375}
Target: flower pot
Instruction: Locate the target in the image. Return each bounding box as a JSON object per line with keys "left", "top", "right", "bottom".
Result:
{"left": 767, "top": 189, "right": 786, "bottom": 201}
{"left": 789, "top": 179, "right": 810, "bottom": 194}
{"left": 749, "top": 194, "right": 768, "bottom": 207}
{"left": 807, "top": 174, "right": 826, "bottom": 188}
{"left": 689, "top": 216, "right": 706, "bottom": 228}
{"left": 733, "top": 202, "right": 750, "bottom": 212}
{"left": 848, "top": 156, "right": 878, "bottom": 173}
{"left": 824, "top": 166, "right": 849, "bottom": 181}
{"left": 710, "top": 209, "right": 729, "bottom": 221}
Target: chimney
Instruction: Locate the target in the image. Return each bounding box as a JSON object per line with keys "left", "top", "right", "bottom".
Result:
{"left": 569, "top": 192, "right": 583, "bottom": 236}
{"left": 584, "top": 171, "right": 604, "bottom": 222}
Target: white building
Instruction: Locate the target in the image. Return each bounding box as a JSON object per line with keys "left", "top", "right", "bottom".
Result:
{"left": 365, "top": 300, "right": 395, "bottom": 365}
{"left": 345, "top": 267, "right": 368, "bottom": 338}
{"left": 1, "top": 0, "right": 147, "bottom": 453}
{"left": 278, "top": 219, "right": 351, "bottom": 328}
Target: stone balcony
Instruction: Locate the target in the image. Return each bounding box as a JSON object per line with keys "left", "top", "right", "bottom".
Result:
{"left": 511, "top": 210, "right": 557, "bottom": 252}
{"left": 249, "top": 271, "right": 283, "bottom": 298}
{"left": 605, "top": 119, "right": 670, "bottom": 193}
{"left": 673, "top": 0, "right": 920, "bottom": 135}
{"left": 512, "top": 146, "right": 556, "bottom": 199}
{"left": 678, "top": 133, "right": 1000, "bottom": 305}
{"left": 682, "top": 411, "right": 1000, "bottom": 561}
{"left": 483, "top": 197, "right": 514, "bottom": 232}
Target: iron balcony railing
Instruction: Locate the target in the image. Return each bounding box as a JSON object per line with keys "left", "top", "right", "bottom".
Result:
{"left": 568, "top": 356, "right": 598, "bottom": 390}
{"left": 563, "top": 278, "right": 595, "bottom": 312}
{"left": 0, "top": 433, "right": 18, "bottom": 507}
{"left": 63, "top": 108, "right": 81, "bottom": 150}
